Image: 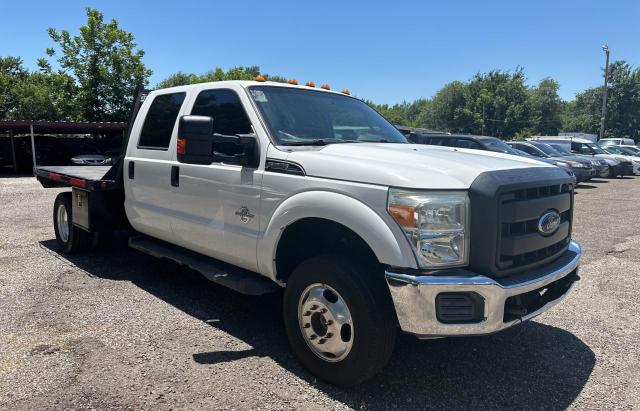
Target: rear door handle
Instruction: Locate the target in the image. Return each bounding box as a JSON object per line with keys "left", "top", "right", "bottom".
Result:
{"left": 128, "top": 161, "right": 135, "bottom": 179}
{"left": 171, "top": 165, "right": 179, "bottom": 187}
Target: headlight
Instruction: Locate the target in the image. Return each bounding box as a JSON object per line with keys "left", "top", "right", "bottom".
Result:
{"left": 388, "top": 189, "right": 469, "bottom": 268}
{"left": 564, "top": 160, "right": 586, "bottom": 168}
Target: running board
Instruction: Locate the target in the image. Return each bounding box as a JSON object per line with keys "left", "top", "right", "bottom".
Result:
{"left": 128, "top": 235, "right": 279, "bottom": 295}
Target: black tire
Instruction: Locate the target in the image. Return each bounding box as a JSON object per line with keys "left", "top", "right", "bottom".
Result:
{"left": 90, "top": 230, "right": 114, "bottom": 251}
{"left": 605, "top": 166, "right": 614, "bottom": 178}
{"left": 53, "top": 192, "right": 92, "bottom": 253}
{"left": 283, "top": 254, "right": 396, "bottom": 387}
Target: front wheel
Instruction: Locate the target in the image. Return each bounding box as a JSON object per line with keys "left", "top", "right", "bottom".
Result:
{"left": 283, "top": 254, "right": 396, "bottom": 387}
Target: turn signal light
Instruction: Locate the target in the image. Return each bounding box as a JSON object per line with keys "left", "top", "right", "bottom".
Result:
{"left": 288, "top": 79, "right": 298, "bottom": 85}
{"left": 321, "top": 84, "right": 331, "bottom": 90}
{"left": 341, "top": 89, "right": 350, "bottom": 95}
{"left": 388, "top": 204, "right": 416, "bottom": 228}
{"left": 255, "top": 75, "right": 266, "bottom": 82}
{"left": 306, "top": 81, "right": 315, "bottom": 87}
{"left": 177, "top": 138, "right": 186, "bottom": 155}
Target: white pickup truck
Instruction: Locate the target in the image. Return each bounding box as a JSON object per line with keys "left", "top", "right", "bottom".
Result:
{"left": 36, "top": 80, "right": 582, "bottom": 386}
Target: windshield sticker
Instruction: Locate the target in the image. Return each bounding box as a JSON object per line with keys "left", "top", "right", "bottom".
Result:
{"left": 250, "top": 89, "right": 268, "bottom": 102}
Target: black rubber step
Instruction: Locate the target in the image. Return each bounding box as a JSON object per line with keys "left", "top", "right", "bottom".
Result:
{"left": 128, "top": 235, "right": 280, "bottom": 295}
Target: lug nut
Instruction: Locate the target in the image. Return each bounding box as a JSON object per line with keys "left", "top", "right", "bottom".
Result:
{"left": 310, "top": 304, "right": 318, "bottom": 310}
{"left": 320, "top": 308, "right": 327, "bottom": 314}
{"left": 326, "top": 320, "right": 333, "bottom": 325}
{"left": 303, "top": 323, "right": 310, "bottom": 328}
{"left": 325, "top": 333, "right": 333, "bottom": 338}
{"left": 318, "top": 338, "right": 326, "bottom": 344}
{"left": 310, "top": 334, "right": 317, "bottom": 340}
{"left": 303, "top": 311, "right": 311, "bottom": 316}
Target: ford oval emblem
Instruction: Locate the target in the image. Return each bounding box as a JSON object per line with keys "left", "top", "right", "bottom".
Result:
{"left": 537, "top": 210, "right": 561, "bottom": 236}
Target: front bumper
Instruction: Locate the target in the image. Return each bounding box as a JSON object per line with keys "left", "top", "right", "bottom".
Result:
{"left": 597, "top": 165, "right": 609, "bottom": 177}
{"left": 385, "top": 241, "right": 581, "bottom": 338}
{"left": 613, "top": 164, "right": 634, "bottom": 176}
{"left": 572, "top": 167, "right": 595, "bottom": 182}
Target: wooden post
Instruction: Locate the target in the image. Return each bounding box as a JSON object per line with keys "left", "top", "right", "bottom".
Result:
{"left": 30, "top": 124, "right": 37, "bottom": 172}
{"left": 9, "top": 129, "right": 17, "bottom": 173}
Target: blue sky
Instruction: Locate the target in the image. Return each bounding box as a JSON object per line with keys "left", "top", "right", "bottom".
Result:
{"left": 1, "top": 0, "right": 638, "bottom": 104}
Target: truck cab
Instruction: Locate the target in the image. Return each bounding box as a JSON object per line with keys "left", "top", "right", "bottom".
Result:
{"left": 37, "top": 80, "right": 582, "bottom": 386}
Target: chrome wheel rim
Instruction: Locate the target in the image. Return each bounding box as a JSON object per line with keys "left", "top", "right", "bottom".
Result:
{"left": 56, "top": 204, "right": 69, "bottom": 243}
{"left": 298, "top": 283, "right": 354, "bottom": 362}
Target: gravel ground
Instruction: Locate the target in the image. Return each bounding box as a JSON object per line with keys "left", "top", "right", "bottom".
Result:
{"left": 1, "top": 174, "right": 639, "bottom": 410}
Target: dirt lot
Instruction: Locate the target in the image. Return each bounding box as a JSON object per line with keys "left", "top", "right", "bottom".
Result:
{"left": 1, "top": 175, "right": 639, "bottom": 410}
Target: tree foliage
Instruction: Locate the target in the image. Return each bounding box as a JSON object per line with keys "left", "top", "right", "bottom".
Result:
{"left": 156, "top": 66, "right": 287, "bottom": 88}
{"left": 1, "top": 7, "right": 640, "bottom": 143}
{"left": 0, "top": 56, "right": 78, "bottom": 120}
{"left": 44, "top": 8, "right": 151, "bottom": 122}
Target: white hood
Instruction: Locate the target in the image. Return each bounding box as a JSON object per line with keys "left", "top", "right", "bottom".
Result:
{"left": 276, "top": 143, "right": 554, "bottom": 189}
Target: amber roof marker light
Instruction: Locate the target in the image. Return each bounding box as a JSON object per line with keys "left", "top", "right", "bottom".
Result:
{"left": 288, "top": 79, "right": 298, "bottom": 85}
{"left": 321, "top": 84, "right": 331, "bottom": 90}
{"left": 255, "top": 75, "right": 266, "bottom": 82}
{"left": 306, "top": 81, "right": 315, "bottom": 87}
{"left": 341, "top": 89, "right": 350, "bottom": 95}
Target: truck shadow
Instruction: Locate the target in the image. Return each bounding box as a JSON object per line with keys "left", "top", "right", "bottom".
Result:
{"left": 39, "top": 235, "right": 595, "bottom": 410}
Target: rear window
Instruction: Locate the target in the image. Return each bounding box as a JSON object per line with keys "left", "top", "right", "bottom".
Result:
{"left": 454, "top": 139, "right": 483, "bottom": 150}
{"left": 138, "top": 92, "right": 186, "bottom": 149}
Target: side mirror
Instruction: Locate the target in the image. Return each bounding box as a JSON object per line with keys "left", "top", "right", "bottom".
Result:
{"left": 178, "top": 115, "right": 215, "bottom": 165}
{"left": 177, "top": 115, "right": 258, "bottom": 167}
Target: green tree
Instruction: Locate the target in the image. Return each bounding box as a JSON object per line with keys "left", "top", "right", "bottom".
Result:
{"left": 528, "top": 78, "right": 562, "bottom": 135}
{"left": 561, "top": 60, "right": 640, "bottom": 141}
{"left": 604, "top": 61, "right": 640, "bottom": 140}
{"left": 0, "top": 56, "right": 27, "bottom": 118}
{"left": 45, "top": 8, "right": 151, "bottom": 122}
{"left": 466, "top": 68, "right": 530, "bottom": 137}
{"left": 157, "top": 66, "right": 287, "bottom": 88}
{"left": 427, "top": 81, "right": 478, "bottom": 133}
{"left": 0, "top": 56, "right": 79, "bottom": 120}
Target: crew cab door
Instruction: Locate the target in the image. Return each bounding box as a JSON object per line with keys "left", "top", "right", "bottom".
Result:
{"left": 124, "top": 91, "right": 188, "bottom": 243}
{"left": 168, "top": 86, "right": 263, "bottom": 272}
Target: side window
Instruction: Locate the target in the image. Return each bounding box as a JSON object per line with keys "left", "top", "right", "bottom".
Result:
{"left": 138, "top": 92, "right": 186, "bottom": 149}
{"left": 191, "top": 89, "right": 252, "bottom": 135}
{"left": 455, "top": 139, "right": 482, "bottom": 150}
{"left": 519, "top": 145, "right": 540, "bottom": 156}
{"left": 429, "top": 137, "right": 454, "bottom": 146}
{"left": 576, "top": 144, "right": 592, "bottom": 154}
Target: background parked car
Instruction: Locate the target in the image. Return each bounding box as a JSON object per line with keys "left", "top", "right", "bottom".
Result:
{"left": 508, "top": 141, "right": 596, "bottom": 182}
{"left": 406, "top": 133, "right": 578, "bottom": 181}
{"left": 529, "top": 137, "right": 633, "bottom": 178}
{"left": 603, "top": 145, "right": 640, "bottom": 157}
{"left": 546, "top": 143, "right": 610, "bottom": 178}
{"left": 598, "top": 138, "right": 636, "bottom": 147}
{"left": 70, "top": 154, "right": 112, "bottom": 165}
{"left": 600, "top": 146, "right": 640, "bottom": 174}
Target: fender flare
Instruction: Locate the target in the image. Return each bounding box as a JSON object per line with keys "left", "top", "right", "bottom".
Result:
{"left": 257, "top": 190, "right": 418, "bottom": 280}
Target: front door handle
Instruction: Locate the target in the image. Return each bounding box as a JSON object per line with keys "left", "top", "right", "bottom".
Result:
{"left": 171, "top": 165, "right": 179, "bottom": 187}
{"left": 128, "top": 161, "right": 135, "bottom": 179}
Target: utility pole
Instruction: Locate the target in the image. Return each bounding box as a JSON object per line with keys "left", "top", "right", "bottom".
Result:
{"left": 599, "top": 44, "right": 610, "bottom": 140}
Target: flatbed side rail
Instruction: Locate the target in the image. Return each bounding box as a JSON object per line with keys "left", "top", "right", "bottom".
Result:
{"left": 34, "top": 167, "right": 118, "bottom": 191}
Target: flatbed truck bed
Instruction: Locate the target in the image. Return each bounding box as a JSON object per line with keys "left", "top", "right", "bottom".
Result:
{"left": 34, "top": 165, "right": 119, "bottom": 190}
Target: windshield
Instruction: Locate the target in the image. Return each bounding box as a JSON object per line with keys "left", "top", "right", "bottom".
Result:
{"left": 586, "top": 143, "right": 607, "bottom": 154}
{"left": 482, "top": 138, "right": 521, "bottom": 155}
{"left": 607, "top": 146, "right": 637, "bottom": 156}
{"left": 604, "top": 146, "right": 623, "bottom": 154}
{"left": 532, "top": 142, "right": 561, "bottom": 156}
{"left": 248, "top": 86, "right": 407, "bottom": 145}
{"left": 549, "top": 143, "right": 571, "bottom": 155}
